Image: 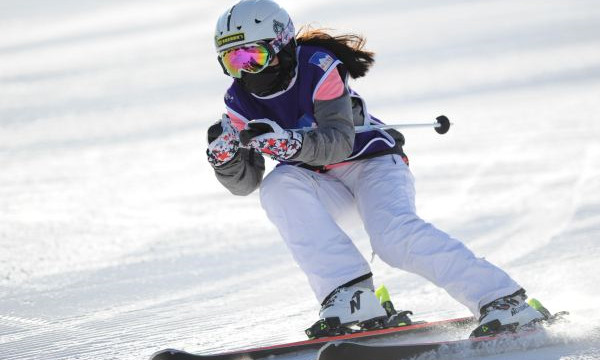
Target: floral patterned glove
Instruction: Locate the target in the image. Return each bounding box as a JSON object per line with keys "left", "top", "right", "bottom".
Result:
{"left": 240, "top": 119, "right": 303, "bottom": 161}
{"left": 206, "top": 114, "right": 240, "bottom": 167}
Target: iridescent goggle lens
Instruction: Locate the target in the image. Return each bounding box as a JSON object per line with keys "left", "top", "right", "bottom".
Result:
{"left": 219, "top": 43, "right": 271, "bottom": 78}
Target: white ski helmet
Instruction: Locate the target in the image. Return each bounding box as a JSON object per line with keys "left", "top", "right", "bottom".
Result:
{"left": 214, "top": 0, "right": 295, "bottom": 54}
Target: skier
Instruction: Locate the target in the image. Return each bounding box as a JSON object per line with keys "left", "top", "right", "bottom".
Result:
{"left": 207, "top": 0, "right": 545, "bottom": 336}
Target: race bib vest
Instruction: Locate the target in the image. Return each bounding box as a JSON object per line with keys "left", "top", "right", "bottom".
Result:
{"left": 224, "top": 45, "right": 396, "bottom": 164}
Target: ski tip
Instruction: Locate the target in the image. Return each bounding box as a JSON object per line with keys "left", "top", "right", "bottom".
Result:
{"left": 149, "top": 348, "right": 186, "bottom": 360}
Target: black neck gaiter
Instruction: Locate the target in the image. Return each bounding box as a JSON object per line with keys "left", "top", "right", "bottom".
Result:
{"left": 238, "top": 63, "right": 286, "bottom": 96}
{"left": 237, "top": 42, "right": 297, "bottom": 97}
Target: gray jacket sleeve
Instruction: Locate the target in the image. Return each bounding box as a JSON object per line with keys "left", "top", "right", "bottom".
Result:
{"left": 213, "top": 148, "right": 265, "bottom": 196}
{"left": 292, "top": 88, "right": 355, "bottom": 166}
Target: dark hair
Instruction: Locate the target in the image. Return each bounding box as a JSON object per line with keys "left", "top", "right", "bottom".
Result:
{"left": 296, "top": 27, "right": 375, "bottom": 79}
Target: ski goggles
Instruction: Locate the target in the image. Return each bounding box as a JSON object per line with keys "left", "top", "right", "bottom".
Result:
{"left": 218, "top": 42, "right": 273, "bottom": 78}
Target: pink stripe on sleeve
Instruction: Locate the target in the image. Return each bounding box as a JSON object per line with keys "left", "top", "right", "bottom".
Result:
{"left": 314, "top": 67, "right": 345, "bottom": 101}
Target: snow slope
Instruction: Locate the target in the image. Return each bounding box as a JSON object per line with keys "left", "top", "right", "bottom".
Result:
{"left": 1, "top": 0, "right": 600, "bottom": 359}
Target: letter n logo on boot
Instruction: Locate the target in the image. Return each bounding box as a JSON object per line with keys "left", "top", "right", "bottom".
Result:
{"left": 350, "top": 290, "right": 363, "bottom": 314}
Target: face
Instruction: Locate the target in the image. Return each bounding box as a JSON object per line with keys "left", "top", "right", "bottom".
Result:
{"left": 236, "top": 52, "right": 287, "bottom": 96}
{"left": 225, "top": 40, "right": 296, "bottom": 97}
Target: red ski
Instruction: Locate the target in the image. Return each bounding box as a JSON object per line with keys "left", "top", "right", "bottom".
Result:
{"left": 150, "top": 316, "right": 474, "bottom": 360}
{"left": 317, "top": 311, "right": 569, "bottom": 360}
{"left": 318, "top": 329, "right": 543, "bottom": 360}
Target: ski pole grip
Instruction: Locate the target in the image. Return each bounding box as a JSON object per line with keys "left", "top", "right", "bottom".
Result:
{"left": 435, "top": 115, "right": 451, "bottom": 134}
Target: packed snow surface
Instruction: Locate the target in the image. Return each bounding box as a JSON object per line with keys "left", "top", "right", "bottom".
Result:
{"left": 1, "top": 0, "right": 600, "bottom": 359}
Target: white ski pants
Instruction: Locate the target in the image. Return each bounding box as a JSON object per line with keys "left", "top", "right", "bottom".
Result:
{"left": 259, "top": 154, "right": 521, "bottom": 316}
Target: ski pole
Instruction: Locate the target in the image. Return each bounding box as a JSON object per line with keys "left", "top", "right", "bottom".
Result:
{"left": 355, "top": 115, "right": 451, "bottom": 135}
{"left": 293, "top": 115, "right": 451, "bottom": 135}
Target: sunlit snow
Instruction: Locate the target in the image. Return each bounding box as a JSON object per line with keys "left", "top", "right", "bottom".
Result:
{"left": 1, "top": 0, "right": 599, "bottom": 359}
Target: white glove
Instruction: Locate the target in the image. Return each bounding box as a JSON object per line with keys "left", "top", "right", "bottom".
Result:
{"left": 240, "top": 119, "right": 303, "bottom": 161}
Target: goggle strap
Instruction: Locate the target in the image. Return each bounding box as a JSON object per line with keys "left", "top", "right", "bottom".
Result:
{"left": 268, "top": 18, "right": 295, "bottom": 54}
{"left": 217, "top": 56, "right": 230, "bottom": 76}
